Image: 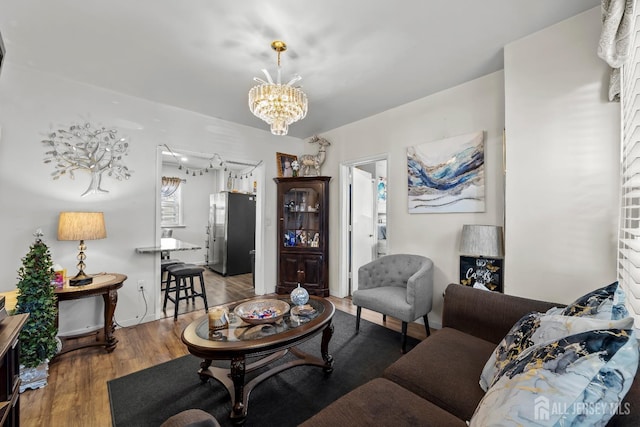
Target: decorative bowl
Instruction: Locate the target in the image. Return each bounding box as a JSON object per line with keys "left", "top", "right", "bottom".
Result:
{"left": 234, "top": 299, "right": 290, "bottom": 325}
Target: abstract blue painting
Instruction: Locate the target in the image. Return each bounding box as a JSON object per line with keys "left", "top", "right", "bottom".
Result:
{"left": 407, "top": 131, "right": 485, "bottom": 213}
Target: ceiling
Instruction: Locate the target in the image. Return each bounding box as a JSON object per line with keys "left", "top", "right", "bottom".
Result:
{"left": 1, "top": 0, "right": 600, "bottom": 138}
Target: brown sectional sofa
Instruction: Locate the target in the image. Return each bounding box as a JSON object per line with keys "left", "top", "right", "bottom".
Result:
{"left": 301, "top": 283, "right": 640, "bottom": 426}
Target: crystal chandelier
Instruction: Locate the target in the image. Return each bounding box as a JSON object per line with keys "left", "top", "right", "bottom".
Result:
{"left": 249, "top": 40, "right": 308, "bottom": 136}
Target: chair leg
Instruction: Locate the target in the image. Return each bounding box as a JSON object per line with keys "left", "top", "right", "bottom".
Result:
{"left": 174, "top": 277, "right": 182, "bottom": 321}
{"left": 401, "top": 321, "right": 408, "bottom": 354}
{"left": 199, "top": 272, "right": 208, "bottom": 311}
{"left": 163, "top": 273, "right": 172, "bottom": 311}
{"left": 356, "top": 306, "right": 362, "bottom": 333}
{"left": 189, "top": 276, "right": 196, "bottom": 303}
{"left": 382, "top": 314, "right": 387, "bottom": 322}
{"left": 423, "top": 314, "right": 431, "bottom": 337}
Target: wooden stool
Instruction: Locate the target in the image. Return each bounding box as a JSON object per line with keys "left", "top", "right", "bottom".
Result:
{"left": 161, "top": 259, "right": 183, "bottom": 291}
{"left": 163, "top": 264, "right": 208, "bottom": 320}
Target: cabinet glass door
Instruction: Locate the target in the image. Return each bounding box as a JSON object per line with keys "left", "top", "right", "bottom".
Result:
{"left": 283, "top": 186, "right": 321, "bottom": 248}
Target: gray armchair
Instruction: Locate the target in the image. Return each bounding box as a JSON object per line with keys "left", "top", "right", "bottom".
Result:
{"left": 352, "top": 254, "right": 433, "bottom": 353}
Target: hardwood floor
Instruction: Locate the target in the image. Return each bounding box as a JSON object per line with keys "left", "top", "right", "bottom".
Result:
{"left": 20, "top": 270, "right": 429, "bottom": 427}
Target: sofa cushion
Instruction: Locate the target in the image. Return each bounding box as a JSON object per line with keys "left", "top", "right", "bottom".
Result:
{"left": 470, "top": 328, "right": 639, "bottom": 427}
{"left": 299, "top": 378, "right": 467, "bottom": 427}
{"left": 479, "top": 311, "right": 634, "bottom": 391}
{"left": 383, "top": 327, "right": 495, "bottom": 421}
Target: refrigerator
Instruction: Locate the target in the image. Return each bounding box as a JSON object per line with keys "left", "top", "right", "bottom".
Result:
{"left": 207, "top": 192, "right": 256, "bottom": 276}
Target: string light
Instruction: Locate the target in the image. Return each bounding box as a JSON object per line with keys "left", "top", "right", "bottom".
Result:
{"left": 162, "top": 144, "right": 262, "bottom": 180}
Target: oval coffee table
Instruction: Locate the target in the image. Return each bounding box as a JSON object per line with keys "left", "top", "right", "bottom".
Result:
{"left": 181, "top": 295, "right": 335, "bottom": 425}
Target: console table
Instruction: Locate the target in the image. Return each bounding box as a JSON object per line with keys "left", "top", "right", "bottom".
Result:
{"left": 54, "top": 273, "right": 127, "bottom": 356}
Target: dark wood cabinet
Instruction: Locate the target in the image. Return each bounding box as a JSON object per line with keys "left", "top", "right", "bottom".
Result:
{"left": 0, "top": 313, "right": 28, "bottom": 427}
{"left": 274, "top": 176, "right": 330, "bottom": 296}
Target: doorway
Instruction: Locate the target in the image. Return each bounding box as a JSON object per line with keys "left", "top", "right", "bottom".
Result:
{"left": 155, "top": 146, "right": 266, "bottom": 317}
{"left": 339, "top": 155, "right": 388, "bottom": 297}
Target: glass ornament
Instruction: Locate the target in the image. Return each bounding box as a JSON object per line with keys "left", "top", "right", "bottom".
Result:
{"left": 290, "top": 283, "right": 309, "bottom": 306}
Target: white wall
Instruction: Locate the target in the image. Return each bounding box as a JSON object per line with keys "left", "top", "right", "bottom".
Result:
{"left": 504, "top": 7, "right": 619, "bottom": 303}
{"left": 0, "top": 63, "right": 302, "bottom": 333}
{"left": 320, "top": 71, "right": 506, "bottom": 326}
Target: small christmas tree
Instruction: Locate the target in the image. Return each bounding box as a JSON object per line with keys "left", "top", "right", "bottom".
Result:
{"left": 14, "top": 230, "right": 59, "bottom": 368}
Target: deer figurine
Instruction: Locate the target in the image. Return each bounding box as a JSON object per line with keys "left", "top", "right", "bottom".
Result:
{"left": 299, "top": 136, "right": 331, "bottom": 176}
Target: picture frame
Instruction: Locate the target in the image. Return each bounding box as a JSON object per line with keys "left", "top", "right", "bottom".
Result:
{"left": 276, "top": 152, "right": 298, "bottom": 177}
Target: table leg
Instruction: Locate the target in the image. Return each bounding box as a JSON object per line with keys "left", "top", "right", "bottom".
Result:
{"left": 321, "top": 321, "right": 334, "bottom": 373}
{"left": 103, "top": 289, "right": 119, "bottom": 352}
{"left": 230, "top": 356, "right": 247, "bottom": 424}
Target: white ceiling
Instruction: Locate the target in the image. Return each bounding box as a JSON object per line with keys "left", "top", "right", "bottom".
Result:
{"left": 1, "top": 0, "right": 600, "bottom": 138}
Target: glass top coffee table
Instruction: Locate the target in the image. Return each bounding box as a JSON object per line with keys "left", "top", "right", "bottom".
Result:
{"left": 181, "top": 295, "right": 335, "bottom": 425}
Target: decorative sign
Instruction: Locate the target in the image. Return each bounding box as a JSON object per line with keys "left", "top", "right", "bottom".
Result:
{"left": 459, "top": 256, "right": 503, "bottom": 292}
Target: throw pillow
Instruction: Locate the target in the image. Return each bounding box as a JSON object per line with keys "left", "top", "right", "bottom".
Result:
{"left": 471, "top": 328, "right": 639, "bottom": 427}
{"left": 479, "top": 312, "right": 634, "bottom": 391}
{"left": 547, "top": 281, "right": 628, "bottom": 320}
{"left": 479, "top": 281, "right": 631, "bottom": 392}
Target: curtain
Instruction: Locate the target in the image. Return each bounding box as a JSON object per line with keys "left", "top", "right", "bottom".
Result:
{"left": 598, "top": 0, "right": 636, "bottom": 101}
{"left": 161, "top": 176, "right": 182, "bottom": 197}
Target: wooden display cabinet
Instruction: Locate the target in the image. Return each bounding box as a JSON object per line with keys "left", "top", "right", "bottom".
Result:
{"left": 0, "top": 313, "right": 28, "bottom": 427}
{"left": 274, "top": 176, "right": 330, "bottom": 296}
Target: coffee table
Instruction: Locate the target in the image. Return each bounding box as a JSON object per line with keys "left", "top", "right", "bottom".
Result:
{"left": 181, "top": 295, "right": 335, "bottom": 425}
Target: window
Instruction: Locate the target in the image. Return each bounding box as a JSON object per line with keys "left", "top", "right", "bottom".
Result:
{"left": 618, "top": 9, "right": 640, "bottom": 329}
{"left": 161, "top": 185, "right": 183, "bottom": 227}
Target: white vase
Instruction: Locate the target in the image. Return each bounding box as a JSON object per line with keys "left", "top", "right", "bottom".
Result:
{"left": 19, "top": 359, "right": 49, "bottom": 393}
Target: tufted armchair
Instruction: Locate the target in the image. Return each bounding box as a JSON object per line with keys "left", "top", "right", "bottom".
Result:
{"left": 352, "top": 254, "right": 434, "bottom": 353}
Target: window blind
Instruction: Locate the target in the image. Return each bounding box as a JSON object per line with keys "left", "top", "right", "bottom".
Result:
{"left": 619, "top": 11, "right": 640, "bottom": 329}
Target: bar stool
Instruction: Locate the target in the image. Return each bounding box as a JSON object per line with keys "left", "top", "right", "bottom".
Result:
{"left": 163, "top": 263, "right": 209, "bottom": 320}
{"left": 161, "top": 259, "right": 183, "bottom": 292}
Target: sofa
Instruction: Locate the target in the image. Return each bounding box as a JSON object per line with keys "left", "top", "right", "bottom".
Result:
{"left": 301, "top": 283, "right": 640, "bottom": 426}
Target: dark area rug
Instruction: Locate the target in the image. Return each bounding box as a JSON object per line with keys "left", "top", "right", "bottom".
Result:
{"left": 108, "top": 310, "right": 420, "bottom": 427}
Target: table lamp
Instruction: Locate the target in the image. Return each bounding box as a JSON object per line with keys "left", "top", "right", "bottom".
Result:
{"left": 57, "top": 212, "right": 107, "bottom": 286}
{"left": 459, "top": 224, "right": 504, "bottom": 291}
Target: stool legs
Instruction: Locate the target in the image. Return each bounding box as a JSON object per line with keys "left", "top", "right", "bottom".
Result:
{"left": 162, "top": 266, "right": 208, "bottom": 320}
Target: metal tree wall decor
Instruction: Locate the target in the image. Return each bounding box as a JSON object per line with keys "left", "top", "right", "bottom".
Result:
{"left": 42, "top": 122, "right": 133, "bottom": 197}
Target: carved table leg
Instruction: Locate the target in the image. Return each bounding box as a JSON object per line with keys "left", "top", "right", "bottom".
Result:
{"left": 230, "top": 356, "right": 247, "bottom": 424}
{"left": 321, "top": 321, "right": 334, "bottom": 373}
{"left": 199, "top": 359, "right": 212, "bottom": 383}
{"left": 103, "top": 289, "right": 119, "bottom": 352}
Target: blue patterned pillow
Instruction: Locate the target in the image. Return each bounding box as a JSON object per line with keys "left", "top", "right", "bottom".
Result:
{"left": 471, "top": 329, "right": 639, "bottom": 426}
{"left": 547, "top": 281, "right": 629, "bottom": 320}
{"left": 479, "top": 312, "right": 634, "bottom": 391}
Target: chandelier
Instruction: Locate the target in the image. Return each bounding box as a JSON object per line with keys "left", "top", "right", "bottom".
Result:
{"left": 249, "top": 40, "right": 308, "bottom": 136}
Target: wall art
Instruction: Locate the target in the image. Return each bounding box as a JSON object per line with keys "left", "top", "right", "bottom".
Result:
{"left": 42, "top": 121, "right": 133, "bottom": 197}
{"left": 407, "top": 131, "right": 484, "bottom": 213}
{"left": 276, "top": 152, "right": 298, "bottom": 177}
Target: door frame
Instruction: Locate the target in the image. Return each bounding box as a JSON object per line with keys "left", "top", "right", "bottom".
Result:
{"left": 338, "top": 153, "right": 389, "bottom": 298}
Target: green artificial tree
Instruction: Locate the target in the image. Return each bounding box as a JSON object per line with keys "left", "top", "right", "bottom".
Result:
{"left": 14, "top": 231, "right": 59, "bottom": 368}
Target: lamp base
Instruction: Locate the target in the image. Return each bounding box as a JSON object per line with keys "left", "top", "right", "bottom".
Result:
{"left": 69, "top": 271, "right": 93, "bottom": 287}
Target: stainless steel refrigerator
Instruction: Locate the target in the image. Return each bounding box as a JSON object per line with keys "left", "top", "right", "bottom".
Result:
{"left": 207, "top": 192, "right": 256, "bottom": 276}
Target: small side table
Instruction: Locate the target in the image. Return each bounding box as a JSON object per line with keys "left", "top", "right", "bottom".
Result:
{"left": 54, "top": 273, "right": 127, "bottom": 356}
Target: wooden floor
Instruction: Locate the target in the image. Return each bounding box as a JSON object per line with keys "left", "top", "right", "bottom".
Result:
{"left": 20, "top": 270, "right": 429, "bottom": 427}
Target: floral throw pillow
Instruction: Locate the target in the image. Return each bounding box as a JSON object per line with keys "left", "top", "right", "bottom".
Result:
{"left": 546, "top": 281, "right": 628, "bottom": 320}
{"left": 479, "top": 311, "right": 634, "bottom": 391}
{"left": 471, "top": 328, "right": 639, "bottom": 427}
{"left": 479, "top": 282, "right": 632, "bottom": 392}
